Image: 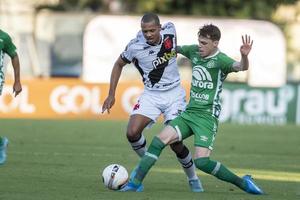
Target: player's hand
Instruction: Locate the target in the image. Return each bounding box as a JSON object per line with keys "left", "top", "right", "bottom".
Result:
{"left": 102, "top": 95, "right": 115, "bottom": 114}
{"left": 240, "top": 35, "right": 253, "bottom": 56}
{"left": 13, "top": 81, "right": 22, "bottom": 97}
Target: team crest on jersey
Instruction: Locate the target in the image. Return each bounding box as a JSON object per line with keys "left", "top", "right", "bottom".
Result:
{"left": 163, "top": 37, "right": 173, "bottom": 49}
{"left": 207, "top": 60, "right": 216, "bottom": 68}
{"left": 133, "top": 103, "right": 140, "bottom": 111}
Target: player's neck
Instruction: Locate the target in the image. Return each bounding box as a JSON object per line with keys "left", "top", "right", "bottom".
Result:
{"left": 147, "top": 36, "right": 162, "bottom": 46}
{"left": 204, "top": 48, "right": 219, "bottom": 59}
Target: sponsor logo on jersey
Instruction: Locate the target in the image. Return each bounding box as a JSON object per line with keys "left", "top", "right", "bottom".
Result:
{"left": 191, "top": 90, "right": 209, "bottom": 101}
{"left": 192, "top": 65, "right": 214, "bottom": 89}
{"left": 149, "top": 50, "right": 155, "bottom": 55}
{"left": 200, "top": 136, "right": 208, "bottom": 142}
{"left": 152, "top": 49, "right": 176, "bottom": 68}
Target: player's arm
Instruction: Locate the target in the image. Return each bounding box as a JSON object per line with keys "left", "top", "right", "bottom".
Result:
{"left": 11, "top": 54, "right": 22, "bottom": 97}
{"left": 101, "top": 56, "right": 127, "bottom": 114}
{"left": 232, "top": 35, "right": 253, "bottom": 71}
{"left": 4, "top": 32, "right": 22, "bottom": 97}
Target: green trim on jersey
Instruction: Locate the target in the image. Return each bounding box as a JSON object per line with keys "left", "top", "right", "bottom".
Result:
{"left": 178, "top": 44, "right": 236, "bottom": 118}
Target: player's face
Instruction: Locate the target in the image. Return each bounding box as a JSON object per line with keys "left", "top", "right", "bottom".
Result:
{"left": 198, "top": 36, "right": 219, "bottom": 58}
{"left": 141, "top": 21, "right": 161, "bottom": 45}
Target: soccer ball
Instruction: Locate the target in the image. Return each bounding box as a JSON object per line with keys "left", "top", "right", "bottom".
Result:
{"left": 102, "top": 164, "right": 129, "bottom": 190}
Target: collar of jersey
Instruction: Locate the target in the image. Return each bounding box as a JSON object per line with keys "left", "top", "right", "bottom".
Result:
{"left": 203, "top": 49, "right": 220, "bottom": 59}
{"left": 146, "top": 35, "right": 162, "bottom": 46}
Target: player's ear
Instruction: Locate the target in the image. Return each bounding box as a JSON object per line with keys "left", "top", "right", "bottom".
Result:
{"left": 213, "top": 40, "right": 219, "bottom": 47}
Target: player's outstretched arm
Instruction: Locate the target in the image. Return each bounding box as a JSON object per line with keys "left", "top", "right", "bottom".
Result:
{"left": 11, "top": 54, "right": 22, "bottom": 97}
{"left": 101, "top": 56, "right": 127, "bottom": 114}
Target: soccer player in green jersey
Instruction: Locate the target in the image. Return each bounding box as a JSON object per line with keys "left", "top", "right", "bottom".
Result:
{"left": 121, "top": 24, "right": 264, "bottom": 194}
{"left": 0, "top": 29, "right": 22, "bottom": 165}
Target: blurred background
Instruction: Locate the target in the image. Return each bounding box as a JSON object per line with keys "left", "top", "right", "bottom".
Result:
{"left": 1, "top": 0, "right": 300, "bottom": 124}
{"left": 1, "top": 0, "right": 300, "bottom": 82}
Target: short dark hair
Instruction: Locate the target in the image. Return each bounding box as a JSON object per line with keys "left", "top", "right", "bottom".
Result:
{"left": 141, "top": 13, "right": 160, "bottom": 25}
{"left": 198, "top": 24, "right": 221, "bottom": 41}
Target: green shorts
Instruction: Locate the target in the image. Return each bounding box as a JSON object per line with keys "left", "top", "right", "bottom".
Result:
{"left": 169, "top": 111, "right": 218, "bottom": 150}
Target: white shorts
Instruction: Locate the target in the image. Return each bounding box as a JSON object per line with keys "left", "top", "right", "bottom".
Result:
{"left": 131, "top": 85, "right": 187, "bottom": 126}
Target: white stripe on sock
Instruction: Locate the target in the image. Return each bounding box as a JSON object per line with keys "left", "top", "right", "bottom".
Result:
{"left": 211, "top": 162, "right": 221, "bottom": 175}
{"left": 131, "top": 134, "right": 146, "bottom": 147}
{"left": 145, "top": 152, "right": 158, "bottom": 160}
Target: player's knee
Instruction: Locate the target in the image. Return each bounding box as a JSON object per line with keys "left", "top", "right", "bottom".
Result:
{"left": 170, "top": 141, "right": 184, "bottom": 153}
{"left": 126, "top": 126, "right": 142, "bottom": 142}
{"left": 194, "top": 157, "right": 210, "bottom": 172}
{"left": 170, "top": 142, "right": 189, "bottom": 158}
{"left": 157, "top": 125, "right": 178, "bottom": 145}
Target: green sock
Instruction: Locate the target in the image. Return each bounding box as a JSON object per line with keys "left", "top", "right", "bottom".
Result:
{"left": 133, "top": 136, "right": 166, "bottom": 185}
{"left": 195, "top": 157, "right": 246, "bottom": 190}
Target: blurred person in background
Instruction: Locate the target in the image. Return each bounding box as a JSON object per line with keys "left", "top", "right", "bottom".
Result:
{"left": 101, "top": 13, "right": 203, "bottom": 192}
{"left": 121, "top": 24, "right": 264, "bottom": 195}
{"left": 0, "top": 29, "right": 22, "bottom": 165}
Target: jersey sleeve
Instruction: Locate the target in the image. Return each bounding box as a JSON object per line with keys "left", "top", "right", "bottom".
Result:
{"left": 3, "top": 32, "right": 17, "bottom": 58}
{"left": 162, "top": 22, "right": 176, "bottom": 33}
{"left": 177, "top": 45, "right": 197, "bottom": 59}
{"left": 162, "top": 22, "right": 177, "bottom": 45}
{"left": 219, "top": 53, "right": 236, "bottom": 74}
{"left": 120, "top": 38, "right": 138, "bottom": 64}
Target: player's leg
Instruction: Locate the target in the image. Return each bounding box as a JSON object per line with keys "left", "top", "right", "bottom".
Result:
{"left": 120, "top": 125, "right": 179, "bottom": 191}
{"left": 0, "top": 136, "right": 9, "bottom": 165}
{"left": 121, "top": 115, "right": 194, "bottom": 191}
{"left": 127, "top": 91, "right": 161, "bottom": 157}
{"left": 192, "top": 114, "right": 263, "bottom": 194}
{"left": 194, "top": 147, "right": 263, "bottom": 194}
{"left": 170, "top": 141, "right": 203, "bottom": 192}
{"left": 127, "top": 114, "right": 152, "bottom": 157}
{"left": 164, "top": 85, "right": 203, "bottom": 191}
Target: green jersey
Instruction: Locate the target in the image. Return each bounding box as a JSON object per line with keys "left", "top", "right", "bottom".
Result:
{"left": 179, "top": 45, "right": 236, "bottom": 118}
{"left": 0, "top": 30, "right": 17, "bottom": 84}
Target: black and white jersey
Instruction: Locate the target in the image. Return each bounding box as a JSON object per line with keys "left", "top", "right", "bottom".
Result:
{"left": 121, "top": 22, "right": 180, "bottom": 91}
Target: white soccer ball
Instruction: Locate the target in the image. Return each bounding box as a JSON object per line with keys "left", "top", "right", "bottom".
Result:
{"left": 102, "top": 164, "right": 129, "bottom": 190}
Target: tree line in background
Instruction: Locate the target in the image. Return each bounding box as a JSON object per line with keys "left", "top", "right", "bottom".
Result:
{"left": 37, "top": 0, "right": 298, "bottom": 21}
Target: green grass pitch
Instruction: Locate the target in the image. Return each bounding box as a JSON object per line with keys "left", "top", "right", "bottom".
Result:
{"left": 0, "top": 119, "right": 299, "bottom": 200}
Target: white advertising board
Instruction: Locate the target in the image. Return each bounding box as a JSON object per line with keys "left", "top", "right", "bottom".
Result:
{"left": 83, "top": 15, "right": 286, "bottom": 87}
